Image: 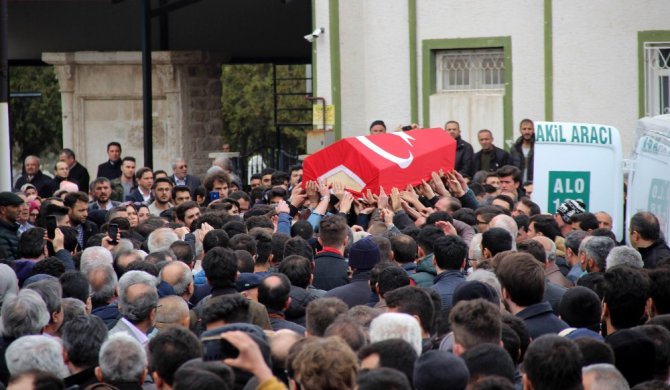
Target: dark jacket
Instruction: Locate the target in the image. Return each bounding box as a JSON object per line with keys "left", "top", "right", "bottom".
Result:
{"left": 0, "top": 218, "right": 20, "bottom": 260}
{"left": 516, "top": 301, "right": 568, "bottom": 339}
{"left": 192, "top": 286, "right": 271, "bottom": 335}
{"left": 91, "top": 302, "right": 121, "bottom": 329}
{"left": 65, "top": 366, "right": 98, "bottom": 389}
{"left": 639, "top": 240, "right": 670, "bottom": 269}
{"left": 454, "top": 136, "right": 475, "bottom": 178}
{"left": 125, "top": 188, "right": 152, "bottom": 204}
{"left": 0, "top": 335, "right": 16, "bottom": 386}
{"left": 312, "top": 249, "right": 349, "bottom": 291}
{"left": 432, "top": 270, "right": 466, "bottom": 311}
{"left": 286, "top": 285, "right": 323, "bottom": 326}
{"left": 110, "top": 177, "right": 136, "bottom": 202}
{"left": 509, "top": 136, "right": 534, "bottom": 181}
{"left": 544, "top": 280, "right": 567, "bottom": 316}
{"left": 472, "top": 146, "right": 511, "bottom": 173}
{"left": 324, "top": 271, "right": 372, "bottom": 308}
{"left": 457, "top": 188, "right": 481, "bottom": 210}
{"left": 88, "top": 200, "right": 121, "bottom": 212}
{"left": 268, "top": 309, "right": 305, "bottom": 335}
{"left": 75, "top": 220, "right": 99, "bottom": 248}
{"left": 14, "top": 171, "right": 55, "bottom": 198}
{"left": 69, "top": 161, "right": 91, "bottom": 193}
{"left": 411, "top": 254, "right": 437, "bottom": 288}
{"left": 401, "top": 262, "right": 417, "bottom": 275}
{"left": 13, "top": 260, "right": 37, "bottom": 286}
{"left": 170, "top": 174, "right": 202, "bottom": 194}
{"left": 97, "top": 160, "right": 122, "bottom": 180}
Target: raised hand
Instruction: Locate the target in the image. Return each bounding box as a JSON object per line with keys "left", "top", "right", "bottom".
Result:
{"left": 377, "top": 187, "right": 389, "bottom": 210}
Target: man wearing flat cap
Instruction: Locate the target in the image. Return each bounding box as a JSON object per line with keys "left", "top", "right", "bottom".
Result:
{"left": 0, "top": 192, "right": 25, "bottom": 260}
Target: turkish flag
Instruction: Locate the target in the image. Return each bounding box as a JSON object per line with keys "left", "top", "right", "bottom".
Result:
{"left": 302, "top": 128, "right": 456, "bottom": 196}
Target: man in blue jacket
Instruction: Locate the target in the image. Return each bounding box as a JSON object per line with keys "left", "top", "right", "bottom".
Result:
{"left": 431, "top": 235, "right": 468, "bottom": 312}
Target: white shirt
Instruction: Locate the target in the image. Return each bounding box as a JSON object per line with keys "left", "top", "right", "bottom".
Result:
{"left": 120, "top": 317, "right": 149, "bottom": 346}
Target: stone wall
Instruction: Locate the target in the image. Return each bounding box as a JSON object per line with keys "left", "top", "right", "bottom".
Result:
{"left": 42, "top": 51, "right": 225, "bottom": 178}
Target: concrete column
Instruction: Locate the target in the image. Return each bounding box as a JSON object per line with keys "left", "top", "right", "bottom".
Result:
{"left": 42, "top": 51, "right": 226, "bottom": 178}
{"left": 51, "top": 54, "right": 75, "bottom": 150}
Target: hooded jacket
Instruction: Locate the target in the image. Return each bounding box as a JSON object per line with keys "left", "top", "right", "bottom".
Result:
{"left": 411, "top": 253, "right": 437, "bottom": 288}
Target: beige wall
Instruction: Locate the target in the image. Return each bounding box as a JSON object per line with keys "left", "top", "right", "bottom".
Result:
{"left": 43, "top": 51, "right": 225, "bottom": 178}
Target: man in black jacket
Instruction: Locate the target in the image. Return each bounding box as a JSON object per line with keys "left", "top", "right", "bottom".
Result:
{"left": 96, "top": 142, "right": 123, "bottom": 180}
{"left": 509, "top": 119, "right": 535, "bottom": 183}
{"left": 60, "top": 148, "right": 91, "bottom": 193}
{"left": 13, "top": 156, "right": 54, "bottom": 198}
{"left": 0, "top": 192, "right": 23, "bottom": 260}
{"left": 629, "top": 211, "right": 670, "bottom": 268}
{"left": 313, "top": 216, "right": 349, "bottom": 291}
{"left": 64, "top": 191, "right": 98, "bottom": 248}
{"left": 472, "top": 129, "right": 511, "bottom": 173}
{"left": 445, "top": 121, "right": 474, "bottom": 178}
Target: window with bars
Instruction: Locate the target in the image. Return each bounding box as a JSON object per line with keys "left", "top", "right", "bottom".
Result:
{"left": 436, "top": 49, "right": 505, "bottom": 92}
{"left": 644, "top": 42, "right": 670, "bottom": 116}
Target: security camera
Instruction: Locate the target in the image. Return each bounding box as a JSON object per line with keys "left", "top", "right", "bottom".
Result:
{"left": 304, "top": 27, "right": 324, "bottom": 43}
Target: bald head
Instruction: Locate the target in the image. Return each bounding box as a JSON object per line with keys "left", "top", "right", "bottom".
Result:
{"left": 89, "top": 266, "right": 114, "bottom": 292}
{"left": 126, "top": 283, "right": 152, "bottom": 303}
{"left": 594, "top": 211, "right": 613, "bottom": 230}
{"left": 158, "top": 261, "right": 193, "bottom": 298}
{"left": 155, "top": 296, "right": 189, "bottom": 330}
{"left": 271, "top": 329, "right": 303, "bottom": 365}
{"left": 532, "top": 236, "right": 556, "bottom": 262}
{"left": 258, "top": 273, "right": 292, "bottom": 312}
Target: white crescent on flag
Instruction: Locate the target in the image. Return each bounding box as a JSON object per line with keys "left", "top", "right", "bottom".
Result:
{"left": 355, "top": 132, "right": 416, "bottom": 169}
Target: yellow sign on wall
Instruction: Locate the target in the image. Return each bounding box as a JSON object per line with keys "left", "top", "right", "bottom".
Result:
{"left": 312, "top": 104, "right": 335, "bottom": 127}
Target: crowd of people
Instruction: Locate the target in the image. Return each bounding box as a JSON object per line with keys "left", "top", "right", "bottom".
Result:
{"left": 0, "top": 119, "right": 669, "bottom": 390}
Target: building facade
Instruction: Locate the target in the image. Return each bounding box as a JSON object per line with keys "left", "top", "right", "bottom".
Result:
{"left": 313, "top": 0, "right": 670, "bottom": 155}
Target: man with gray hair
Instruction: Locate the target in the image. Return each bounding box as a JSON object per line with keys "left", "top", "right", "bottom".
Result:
{"left": 25, "top": 278, "right": 63, "bottom": 337}
{"left": 0, "top": 264, "right": 18, "bottom": 310}
{"left": 582, "top": 363, "right": 629, "bottom": 390}
{"left": 155, "top": 295, "right": 190, "bottom": 331}
{"left": 466, "top": 269, "right": 502, "bottom": 301}
{"left": 580, "top": 236, "right": 616, "bottom": 273}
{"left": 95, "top": 332, "right": 148, "bottom": 388}
{"left": 0, "top": 289, "right": 51, "bottom": 384}
{"left": 115, "top": 249, "right": 146, "bottom": 275}
{"left": 369, "top": 312, "right": 423, "bottom": 356}
{"left": 110, "top": 271, "right": 158, "bottom": 346}
{"left": 5, "top": 335, "right": 69, "bottom": 379}
{"left": 14, "top": 155, "right": 54, "bottom": 198}
{"left": 606, "top": 246, "right": 644, "bottom": 270}
{"left": 489, "top": 214, "right": 518, "bottom": 250}
{"left": 89, "top": 264, "right": 120, "bottom": 328}
{"left": 80, "top": 246, "right": 113, "bottom": 276}
{"left": 170, "top": 157, "right": 201, "bottom": 194}
{"left": 212, "top": 155, "right": 242, "bottom": 185}
{"left": 158, "top": 261, "right": 194, "bottom": 302}
{"left": 147, "top": 227, "right": 179, "bottom": 253}
{"left": 62, "top": 315, "right": 109, "bottom": 388}
{"left": 468, "top": 233, "right": 484, "bottom": 269}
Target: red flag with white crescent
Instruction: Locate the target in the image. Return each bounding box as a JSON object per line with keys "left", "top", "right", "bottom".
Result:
{"left": 303, "top": 128, "right": 456, "bottom": 196}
